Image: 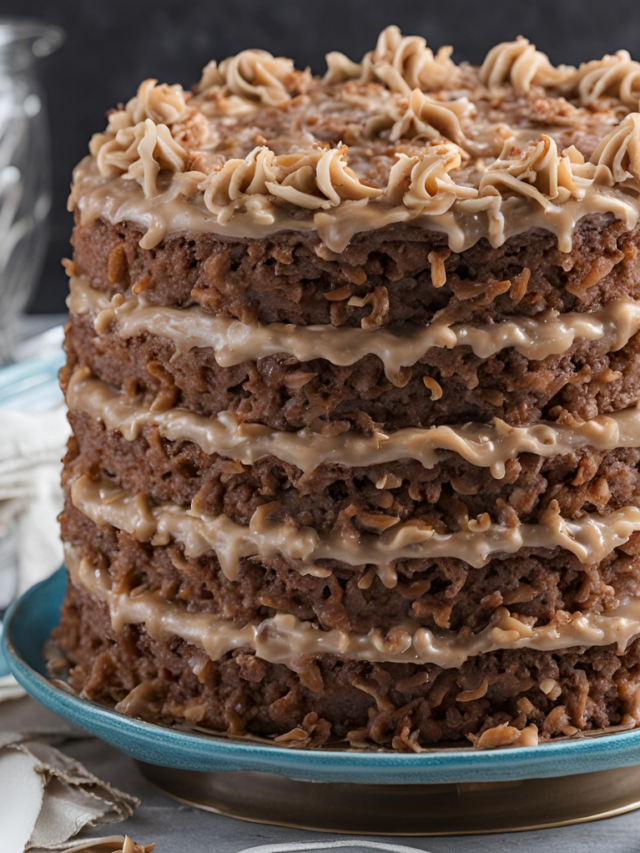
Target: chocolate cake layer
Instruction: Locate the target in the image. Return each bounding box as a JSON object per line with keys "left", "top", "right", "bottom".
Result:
{"left": 61, "top": 499, "right": 640, "bottom": 636}
{"left": 63, "top": 310, "right": 640, "bottom": 433}
{"left": 54, "top": 580, "right": 640, "bottom": 747}
{"left": 71, "top": 215, "right": 640, "bottom": 327}
{"left": 65, "top": 408, "right": 640, "bottom": 532}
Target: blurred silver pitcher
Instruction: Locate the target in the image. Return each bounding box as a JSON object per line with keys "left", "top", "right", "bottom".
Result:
{"left": 0, "top": 19, "right": 64, "bottom": 363}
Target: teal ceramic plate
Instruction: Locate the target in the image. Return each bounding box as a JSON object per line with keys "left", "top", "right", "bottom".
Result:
{"left": 5, "top": 567, "right": 640, "bottom": 784}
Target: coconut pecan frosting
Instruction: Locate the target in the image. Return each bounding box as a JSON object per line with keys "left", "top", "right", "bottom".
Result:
{"left": 71, "top": 26, "right": 640, "bottom": 254}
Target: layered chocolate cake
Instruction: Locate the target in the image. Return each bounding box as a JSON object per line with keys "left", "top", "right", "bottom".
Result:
{"left": 55, "top": 27, "right": 640, "bottom": 748}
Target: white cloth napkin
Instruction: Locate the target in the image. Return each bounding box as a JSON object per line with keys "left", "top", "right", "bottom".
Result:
{"left": 0, "top": 404, "right": 70, "bottom": 603}
{"left": 0, "top": 400, "right": 70, "bottom": 708}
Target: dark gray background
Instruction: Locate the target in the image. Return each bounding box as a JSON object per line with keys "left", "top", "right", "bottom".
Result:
{"left": 6, "top": 0, "right": 640, "bottom": 313}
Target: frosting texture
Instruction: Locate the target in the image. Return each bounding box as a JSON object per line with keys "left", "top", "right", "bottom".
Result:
{"left": 68, "top": 27, "right": 640, "bottom": 254}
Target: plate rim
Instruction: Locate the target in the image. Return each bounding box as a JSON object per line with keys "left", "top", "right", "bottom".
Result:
{"left": 5, "top": 566, "right": 640, "bottom": 783}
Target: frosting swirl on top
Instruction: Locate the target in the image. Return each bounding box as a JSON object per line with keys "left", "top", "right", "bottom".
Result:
{"left": 385, "top": 142, "right": 477, "bottom": 211}
{"left": 195, "top": 49, "right": 312, "bottom": 115}
{"left": 90, "top": 119, "right": 188, "bottom": 198}
{"left": 89, "top": 78, "right": 214, "bottom": 197}
{"left": 125, "top": 79, "right": 190, "bottom": 127}
{"left": 367, "top": 88, "right": 474, "bottom": 148}
{"left": 104, "top": 79, "right": 190, "bottom": 131}
{"left": 591, "top": 113, "right": 640, "bottom": 187}
{"left": 561, "top": 50, "right": 640, "bottom": 108}
{"left": 474, "top": 118, "right": 640, "bottom": 216}
{"left": 479, "top": 37, "right": 574, "bottom": 93}
{"left": 479, "top": 135, "right": 593, "bottom": 209}
{"left": 200, "top": 144, "right": 382, "bottom": 219}
{"left": 97, "top": 78, "right": 211, "bottom": 150}
{"left": 324, "top": 25, "right": 458, "bottom": 94}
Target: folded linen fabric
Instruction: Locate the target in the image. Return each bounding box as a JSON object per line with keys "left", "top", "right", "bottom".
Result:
{"left": 0, "top": 696, "right": 151, "bottom": 853}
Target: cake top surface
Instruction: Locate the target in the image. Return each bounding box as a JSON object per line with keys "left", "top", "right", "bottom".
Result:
{"left": 70, "top": 26, "right": 640, "bottom": 253}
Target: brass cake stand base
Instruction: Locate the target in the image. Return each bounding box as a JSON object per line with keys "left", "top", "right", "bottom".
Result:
{"left": 136, "top": 762, "right": 640, "bottom": 835}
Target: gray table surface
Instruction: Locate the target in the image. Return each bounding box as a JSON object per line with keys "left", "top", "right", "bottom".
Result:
{"left": 13, "top": 318, "right": 640, "bottom": 851}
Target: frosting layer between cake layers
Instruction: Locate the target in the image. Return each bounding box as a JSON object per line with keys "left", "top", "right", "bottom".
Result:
{"left": 68, "top": 275, "right": 640, "bottom": 377}
{"left": 65, "top": 545, "right": 640, "bottom": 671}
{"left": 66, "top": 367, "right": 640, "bottom": 479}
